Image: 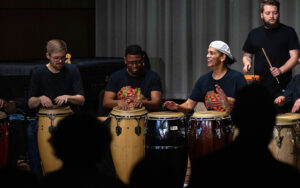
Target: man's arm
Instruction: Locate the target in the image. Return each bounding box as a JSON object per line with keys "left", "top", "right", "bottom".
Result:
{"left": 242, "top": 52, "right": 253, "bottom": 73}
{"left": 28, "top": 96, "right": 53, "bottom": 109}
{"left": 0, "top": 99, "right": 16, "bottom": 114}
{"left": 54, "top": 95, "right": 85, "bottom": 106}
{"left": 142, "top": 91, "right": 162, "bottom": 111}
{"left": 164, "top": 98, "right": 197, "bottom": 114}
{"left": 278, "top": 49, "right": 299, "bottom": 75}
{"left": 103, "top": 91, "right": 129, "bottom": 110}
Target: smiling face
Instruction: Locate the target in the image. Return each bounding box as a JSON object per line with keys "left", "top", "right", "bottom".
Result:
{"left": 206, "top": 47, "right": 225, "bottom": 68}
{"left": 125, "top": 54, "right": 144, "bottom": 77}
{"left": 46, "top": 50, "right": 66, "bottom": 72}
{"left": 261, "top": 4, "right": 280, "bottom": 29}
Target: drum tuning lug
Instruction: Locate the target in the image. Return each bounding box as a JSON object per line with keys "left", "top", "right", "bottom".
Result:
{"left": 275, "top": 136, "right": 283, "bottom": 148}
{"left": 135, "top": 125, "right": 141, "bottom": 136}
{"left": 116, "top": 125, "right": 122, "bottom": 136}
{"left": 48, "top": 126, "right": 54, "bottom": 134}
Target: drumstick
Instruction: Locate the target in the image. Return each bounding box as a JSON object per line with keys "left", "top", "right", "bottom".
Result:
{"left": 262, "top": 48, "right": 280, "bottom": 84}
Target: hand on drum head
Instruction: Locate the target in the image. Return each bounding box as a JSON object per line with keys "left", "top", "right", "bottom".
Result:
{"left": 163, "top": 101, "right": 179, "bottom": 110}
{"left": 274, "top": 96, "right": 285, "bottom": 107}
{"left": 117, "top": 99, "right": 130, "bottom": 110}
{"left": 40, "top": 95, "right": 54, "bottom": 108}
{"left": 133, "top": 99, "right": 143, "bottom": 108}
{"left": 54, "top": 95, "right": 69, "bottom": 106}
{"left": 292, "top": 98, "right": 300, "bottom": 113}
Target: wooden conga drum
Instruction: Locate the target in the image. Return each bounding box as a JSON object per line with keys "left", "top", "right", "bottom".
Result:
{"left": 109, "top": 107, "right": 148, "bottom": 184}
{"left": 37, "top": 106, "right": 73, "bottom": 174}
{"left": 0, "top": 111, "right": 8, "bottom": 170}
{"left": 189, "top": 111, "right": 233, "bottom": 161}
{"left": 268, "top": 113, "right": 300, "bottom": 168}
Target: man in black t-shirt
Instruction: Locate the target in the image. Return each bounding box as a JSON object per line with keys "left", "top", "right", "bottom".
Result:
{"left": 164, "top": 41, "right": 247, "bottom": 114}
{"left": 242, "top": 0, "right": 300, "bottom": 101}
{"left": 103, "top": 44, "right": 162, "bottom": 111}
{"left": 26, "top": 39, "right": 85, "bottom": 174}
{"left": 28, "top": 39, "right": 85, "bottom": 110}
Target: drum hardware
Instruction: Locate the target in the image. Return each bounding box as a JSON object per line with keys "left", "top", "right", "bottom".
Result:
{"left": 47, "top": 113, "right": 56, "bottom": 134}
{"left": 134, "top": 117, "right": 142, "bottom": 136}
{"left": 114, "top": 116, "right": 122, "bottom": 136}
{"left": 145, "top": 145, "right": 185, "bottom": 150}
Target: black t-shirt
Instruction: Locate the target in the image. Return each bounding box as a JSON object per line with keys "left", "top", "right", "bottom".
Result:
{"left": 284, "top": 74, "right": 300, "bottom": 112}
{"left": 189, "top": 68, "right": 247, "bottom": 111}
{"left": 105, "top": 68, "right": 162, "bottom": 101}
{"left": 243, "top": 24, "right": 300, "bottom": 98}
{"left": 28, "top": 64, "right": 84, "bottom": 107}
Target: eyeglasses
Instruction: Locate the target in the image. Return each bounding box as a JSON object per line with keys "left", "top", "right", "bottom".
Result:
{"left": 126, "top": 60, "right": 143, "bottom": 66}
{"left": 51, "top": 56, "right": 66, "bottom": 62}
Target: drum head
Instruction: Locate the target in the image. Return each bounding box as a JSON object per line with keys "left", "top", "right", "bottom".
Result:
{"left": 38, "top": 105, "right": 73, "bottom": 116}
{"left": 192, "top": 110, "right": 228, "bottom": 118}
{"left": 0, "top": 111, "right": 7, "bottom": 119}
{"left": 147, "top": 111, "right": 184, "bottom": 119}
{"left": 110, "top": 106, "right": 148, "bottom": 117}
{"left": 276, "top": 113, "right": 300, "bottom": 126}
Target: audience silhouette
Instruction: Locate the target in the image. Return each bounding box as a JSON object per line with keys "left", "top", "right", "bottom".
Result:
{"left": 39, "top": 112, "right": 126, "bottom": 188}
{"left": 130, "top": 156, "right": 183, "bottom": 188}
{"left": 188, "top": 83, "right": 300, "bottom": 187}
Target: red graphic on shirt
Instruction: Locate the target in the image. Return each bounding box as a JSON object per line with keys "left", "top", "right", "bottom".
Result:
{"left": 117, "top": 86, "right": 147, "bottom": 106}
{"left": 204, "top": 90, "right": 228, "bottom": 112}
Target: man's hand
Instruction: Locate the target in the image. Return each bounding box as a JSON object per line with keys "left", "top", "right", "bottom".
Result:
{"left": 292, "top": 98, "right": 300, "bottom": 113}
{"left": 54, "top": 95, "right": 69, "bottom": 106}
{"left": 163, "top": 101, "right": 179, "bottom": 110}
{"left": 117, "top": 100, "right": 129, "bottom": 110}
{"left": 40, "top": 96, "right": 54, "bottom": 108}
{"left": 270, "top": 67, "right": 282, "bottom": 77}
{"left": 274, "top": 96, "right": 285, "bottom": 106}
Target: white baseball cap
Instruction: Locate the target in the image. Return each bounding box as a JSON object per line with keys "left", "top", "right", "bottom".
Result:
{"left": 209, "top": 40, "right": 233, "bottom": 60}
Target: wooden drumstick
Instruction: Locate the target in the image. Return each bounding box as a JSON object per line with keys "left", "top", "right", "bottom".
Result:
{"left": 262, "top": 48, "right": 280, "bottom": 84}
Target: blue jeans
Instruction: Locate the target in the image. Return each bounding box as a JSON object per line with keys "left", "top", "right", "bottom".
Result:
{"left": 27, "top": 120, "right": 42, "bottom": 174}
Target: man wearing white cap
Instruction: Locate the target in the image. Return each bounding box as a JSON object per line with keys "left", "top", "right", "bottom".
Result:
{"left": 164, "top": 40, "right": 247, "bottom": 113}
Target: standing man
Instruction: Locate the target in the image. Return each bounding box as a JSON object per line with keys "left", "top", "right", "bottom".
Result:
{"left": 242, "top": 0, "right": 299, "bottom": 106}
{"left": 103, "top": 44, "right": 162, "bottom": 111}
{"left": 27, "top": 39, "right": 85, "bottom": 175}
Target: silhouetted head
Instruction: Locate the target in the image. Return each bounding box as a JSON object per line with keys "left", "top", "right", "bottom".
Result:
{"left": 231, "top": 83, "right": 276, "bottom": 145}
{"left": 49, "top": 113, "right": 112, "bottom": 166}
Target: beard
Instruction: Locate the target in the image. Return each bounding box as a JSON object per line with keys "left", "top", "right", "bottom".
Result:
{"left": 262, "top": 17, "right": 280, "bottom": 29}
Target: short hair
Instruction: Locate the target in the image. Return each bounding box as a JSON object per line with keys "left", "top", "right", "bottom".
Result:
{"left": 260, "top": 0, "right": 280, "bottom": 13}
{"left": 223, "top": 54, "right": 236, "bottom": 65}
{"left": 125, "top": 44, "right": 143, "bottom": 57}
{"left": 46, "top": 39, "right": 67, "bottom": 55}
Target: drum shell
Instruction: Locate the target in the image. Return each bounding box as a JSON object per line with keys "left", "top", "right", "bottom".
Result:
{"left": 0, "top": 112, "right": 9, "bottom": 170}
{"left": 268, "top": 113, "right": 300, "bottom": 168}
{"left": 145, "top": 112, "right": 188, "bottom": 188}
{"left": 37, "top": 106, "right": 73, "bottom": 174}
{"left": 145, "top": 116, "right": 187, "bottom": 148}
{"left": 109, "top": 107, "right": 147, "bottom": 184}
{"left": 189, "top": 116, "right": 233, "bottom": 161}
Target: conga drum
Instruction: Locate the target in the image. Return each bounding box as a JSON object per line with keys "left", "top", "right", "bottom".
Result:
{"left": 37, "top": 106, "right": 73, "bottom": 174}
{"left": 268, "top": 113, "right": 300, "bottom": 168}
{"left": 189, "top": 111, "right": 233, "bottom": 161}
{"left": 145, "top": 111, "right": 188, "bottom": 187}
{"left": 0, "top": 111, "right": 9, "bottom": 170}
{"left": 109, "top": 107, "right": 148, "bottom": 184}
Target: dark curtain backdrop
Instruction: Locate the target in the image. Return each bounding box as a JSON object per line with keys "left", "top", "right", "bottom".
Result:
{"left": 96, "top": 0, "right": 300, "bottom": 99}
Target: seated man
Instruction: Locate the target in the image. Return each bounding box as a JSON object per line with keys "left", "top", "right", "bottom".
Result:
{"left": 274, "top": 74, "right": 300, "bottom": 113}
{"left": 103, "top": 44, "right": 162, "bottom": 111}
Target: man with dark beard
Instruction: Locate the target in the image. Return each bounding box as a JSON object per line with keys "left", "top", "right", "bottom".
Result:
{"left": 242, "top": 0, "right": 299, "bottom": 112}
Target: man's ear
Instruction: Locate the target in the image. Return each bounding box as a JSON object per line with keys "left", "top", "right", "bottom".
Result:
{"left": 46, "top": 52, "right": 51, "bottom": 60}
